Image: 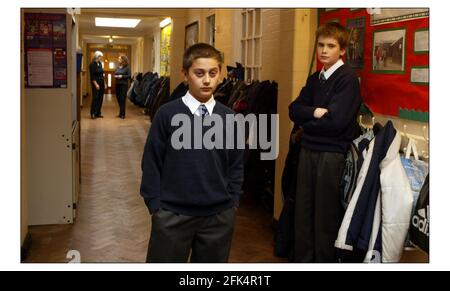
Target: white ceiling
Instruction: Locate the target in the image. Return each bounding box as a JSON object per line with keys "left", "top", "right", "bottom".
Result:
{"left": 77, "top": 8, "right": 171, "bottom": 45}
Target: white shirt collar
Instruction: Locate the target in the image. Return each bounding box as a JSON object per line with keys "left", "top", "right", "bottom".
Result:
{"left": 181, "top": 91, "right": 216, "bottom": 116}
{"left": 320, "top": 59, "right": 344, "bottom": 80}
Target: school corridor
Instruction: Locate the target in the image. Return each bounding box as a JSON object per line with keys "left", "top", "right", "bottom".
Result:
{"left": 24, "top": 95, "right": 285, "bottom": 263}
{"left": 20, "top": 8, "right": 429, "bottom": 264}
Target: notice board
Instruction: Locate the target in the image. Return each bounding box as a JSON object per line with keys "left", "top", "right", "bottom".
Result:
{"left": 319, "top": 8, "right": 429, "bottom": 121}
{"left": 24, "top": 13, "right": 67, "bottom": 88}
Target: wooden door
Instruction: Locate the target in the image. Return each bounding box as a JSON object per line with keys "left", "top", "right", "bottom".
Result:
{"left": 87, "top": 44, "right": 131, "bottom": 95}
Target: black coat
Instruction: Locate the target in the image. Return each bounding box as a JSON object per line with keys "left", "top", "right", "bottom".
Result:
{"left": 274, "top": 126, "right": 303, "bottom": 260}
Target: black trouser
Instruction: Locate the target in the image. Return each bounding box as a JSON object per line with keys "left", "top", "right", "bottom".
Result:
{"left": 115, "top": 83, "right": 128, "bottom": 117}
{"left": 146, "top": 207, "right": 236, "bottom": 263}
{"left": 294, "top": 147, "right": 346, "bottom": 263}
{"left": 90, "top": 81, "right": 104, "bottom": 117}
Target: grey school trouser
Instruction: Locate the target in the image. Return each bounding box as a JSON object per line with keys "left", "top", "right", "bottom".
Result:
{"left": 146, "top": 207, "right": 236, "bottom": 263}
{"left": 294, "top": 147, "right": 346, "bottom": 263}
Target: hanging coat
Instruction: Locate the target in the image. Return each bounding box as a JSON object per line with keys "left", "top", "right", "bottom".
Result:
{"left": 335, "top": 121, "right": 413, "bottom": 263}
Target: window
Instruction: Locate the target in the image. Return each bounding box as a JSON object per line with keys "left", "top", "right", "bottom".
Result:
{"left": 241, "top": 9, "right": 262, "bottom": 81}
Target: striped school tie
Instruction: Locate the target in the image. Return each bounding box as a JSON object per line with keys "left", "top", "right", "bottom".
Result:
{"left": 319, "top": 72, "right": 326, "bottom": 84}
{"left": 199, "top": 104, "right": 209, "bottom": 117}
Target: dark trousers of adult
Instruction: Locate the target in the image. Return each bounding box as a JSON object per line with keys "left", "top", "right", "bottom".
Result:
{"left": 294, "top": 146, "right": 346, "bottom": 263}
{"left": 90, "top": 81, "right": 104, "bottom": 117}
{"left": 146, "top": 207, "right": 236, "bottom": 263}
{"left": 115, "top": 83, "right": 128, "bottom": 117}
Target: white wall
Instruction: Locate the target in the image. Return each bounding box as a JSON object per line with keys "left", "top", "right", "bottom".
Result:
{"left": 260, "top": 9, "right": 281, "bottom": 82}
{"left": 169, "top": 16, "right": 186, "bottom": 91}
{"left": 131, "top": 37, "right": 144, "bottom": 75}
{"left": 273, "top": 9, "right": 318, "bottom": 219}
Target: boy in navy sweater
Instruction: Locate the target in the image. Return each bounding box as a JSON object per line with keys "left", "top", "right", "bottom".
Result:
{"left": 140, "top": 43, "right": 244, "bottom": 262}
{"left": 288, "top": 22, "right": 362, "bottom": 262}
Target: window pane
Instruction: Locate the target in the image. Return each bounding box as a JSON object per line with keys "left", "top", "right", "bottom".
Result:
{"left": 241, "top": 40, "right": 246, "bottom": 64}
{"left": 247, "top": 39, "right": 253, "bottom": 66}
{"left": 255, "top": 38, "right": 261, "bottom": 66}
{"left": 246, "top": 68, "right": 252, "bottom": 81}
{"left": 248, "top": 10, "right": 254, "bottom": 37}
{"left": 255, "top": 9, "right": 261, "bottom": 35}
{"left": 242, "top": 12, "right": 246, "bottom": 38}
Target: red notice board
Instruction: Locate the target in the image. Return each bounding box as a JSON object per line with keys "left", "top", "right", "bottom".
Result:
{"left": 319, "top": 8, "right": 429, "bottom": 120}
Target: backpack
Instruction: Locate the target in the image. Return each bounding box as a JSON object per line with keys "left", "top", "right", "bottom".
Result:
{"left": 409, "top": 174, "right": 429, "bottom": 254}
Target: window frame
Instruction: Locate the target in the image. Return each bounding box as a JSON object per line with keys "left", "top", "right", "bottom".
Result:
{"left": 240, "top": 8, "right": 262, "bottom": 81}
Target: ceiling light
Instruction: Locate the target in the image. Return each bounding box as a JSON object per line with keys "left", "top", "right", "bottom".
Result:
{"left": 95, "top": 17, "right": 141, "bottom": 28}
{"left": 159, "top": 17, "right": 172, "bottom": 28}
{"left": 109, "top": 36, "right": 113, "bottom": 43}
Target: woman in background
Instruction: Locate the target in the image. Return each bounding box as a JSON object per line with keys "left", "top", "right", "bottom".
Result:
{"left": 114, "top": 55, "right": 131, "bottom": 119}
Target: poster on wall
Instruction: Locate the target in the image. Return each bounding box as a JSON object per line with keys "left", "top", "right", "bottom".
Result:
{"left": 372, "top": 28, "right": 406, "bottom": 73}
{"left": 160, "top": 23, "right": 172, "bottom": 77}
{"left": 25, "top": 18, "right": 40, "bottom": 48}
{"left": 346, "top": 17, "right": 365, "bottom": 69}
{"left": 414, "top": 29, "right": 429, "bottom": 53}
{"left": 52, "top": 18, "right": 66, "bottom": 48}
{"left": 411, "top": 67, "right": 429, "bottom": 84}
{"left": 24, "top": 13, "right": 67, "bottom": 88}
{"left": 371, "top": 8, "right": 429, "bottom": 25}
{"left": 53, "top": 48, "right": 67, "bottom": 88}
{"left": 38, "top": 20, "right": 52, "bottom": 48}
{"left": 27, "top": 49, "right": 53, "bottom": 86}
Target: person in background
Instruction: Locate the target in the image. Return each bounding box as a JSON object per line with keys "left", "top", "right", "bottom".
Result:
{"left": 114, "top": 55, "right": 131, "bottom": 119}
{"left": 89, "top": 51, "right": 105, "bottom": 119}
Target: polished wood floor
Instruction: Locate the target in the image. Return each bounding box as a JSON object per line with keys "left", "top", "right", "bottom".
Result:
{"left": 24, "top": 95, "right": 286, "bottom": 263}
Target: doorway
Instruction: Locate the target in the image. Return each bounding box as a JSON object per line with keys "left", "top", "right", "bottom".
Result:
{"left": 87, "top": 44, "right": 131, "bottom": 95}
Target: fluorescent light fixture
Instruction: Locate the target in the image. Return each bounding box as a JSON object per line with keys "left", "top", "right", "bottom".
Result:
{"left": 95, "top": 17, "right": 141, "bottom": 28}
{"left": 159, "top": 17, "right": 171, "bottom": 28}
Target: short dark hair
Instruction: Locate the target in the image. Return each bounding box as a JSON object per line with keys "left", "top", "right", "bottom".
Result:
{"left": 316, "top": 22, "right": 349, "bottom": 49}
{"left": 182, "top": 43, "right": 223, "bottom": 71}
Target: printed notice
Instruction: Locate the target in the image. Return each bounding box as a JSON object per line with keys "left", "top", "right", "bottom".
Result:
{"left": 24, "top": 13, "right": 66, "bottom": 88}
{"left": 411, "top": 67, "right": 429, "bottom": 84}
{"left": 27, "top": 49, "right": 53, "bottom": 86}
{"left": 414, "top": 30, "right": 429, "bottom": 52}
